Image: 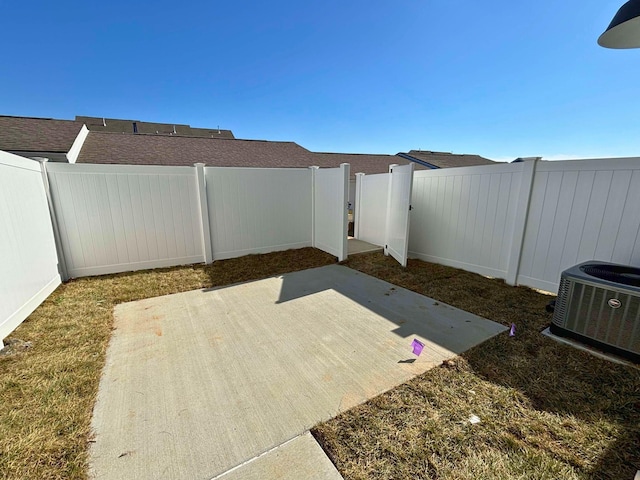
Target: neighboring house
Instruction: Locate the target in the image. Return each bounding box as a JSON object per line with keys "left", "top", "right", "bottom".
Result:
{"left": 0, "top": 115, "right": 84, "bottom": 162}
{"left": 0, "top": 114, "right": 495, "bottom": 212}
{"left": 76, "top": 130, "right": 315, "bottom": 167}
{"left": 0, "top": 114, "right": 494, "bottom": 173}
{"left": 0, "top": 115, "right": 235, "bottom": 162}
{"left": 75, "top": 131, "right": 421, "bottom": 210}
{"left": 399, "top": 149, "right": 495, "bottom": 168}
{"left": 69, "top": 126, "right": 423, "bottom": 180}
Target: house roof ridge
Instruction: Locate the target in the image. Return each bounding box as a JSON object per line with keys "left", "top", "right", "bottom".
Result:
{"left": 409, "top": 149, "right": 489, "bottom": 158}
{"left": 313, "top": 151, "right": 397, "bottom": 157}
{"left": 87, "top": 130, "right": 232, "bottom": 140}
{"left": 410, "top": 149, "right": 452, "bottom": 155}
{"left": 0, "top": 114, "right": 80, "bottom": 123}
{"left": 86, "top": 130, "right": 306, "bottom": 146}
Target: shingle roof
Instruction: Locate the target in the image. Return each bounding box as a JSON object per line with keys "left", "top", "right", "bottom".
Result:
{"left": 0, "top": 116, "right": 83, "bottom": 152}
{"left": 75, "top": 116, "right": 235, "bottom": 139}
{"left": 403, "top": 150, "right": 494, "bottom": 168}
{"left": 311, "top": 152, "right": 428, "bottom": 176}
{"left": 76, "top": 132, "right": 417, "bottom": 178}
{"left": 77, "top": 131, "right": 317, "bottom": 168}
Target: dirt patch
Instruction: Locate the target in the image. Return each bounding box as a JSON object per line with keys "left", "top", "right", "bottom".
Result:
{"left": 0, "top": 338, "right": 33, "bottom": 357}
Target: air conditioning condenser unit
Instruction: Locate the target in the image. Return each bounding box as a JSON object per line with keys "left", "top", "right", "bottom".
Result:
{"left": 551, "top": 261, "right": 640, "bottom": 363}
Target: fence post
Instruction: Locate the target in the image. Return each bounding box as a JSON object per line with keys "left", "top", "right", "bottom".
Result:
{"left": 338, "top": 163, "right": 350, "bottom": 261}
{"left": 38, "top": 159, "right": 69, "bottom": 281}
{"left": 194, "top": 163, "right": 213, "bottom": 264}
{"left": 384, "top": 164, "right": 399, "bottom": 256}
{"left": 310, "top": 166, "right": 319, "bottom": 248}
{"left": 505, "top": 159, "right": 538, "bottom": 285}
{"left": 354, "top": 172, "right": 365, "bottom": 239}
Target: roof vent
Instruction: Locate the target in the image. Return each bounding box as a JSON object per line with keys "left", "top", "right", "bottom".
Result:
{"left": 132, "top": 122, "right": 138, "bottom": 134}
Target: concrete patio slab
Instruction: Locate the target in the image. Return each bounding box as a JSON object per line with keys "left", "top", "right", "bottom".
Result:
{"left": 347, "top": 238, "right": 382, "bottom": 255}
{"left": 212, "top": 432, "right": 342, "bottom": 480}
{"left": 90, "top": 265, "right": 506, "bottom": 480}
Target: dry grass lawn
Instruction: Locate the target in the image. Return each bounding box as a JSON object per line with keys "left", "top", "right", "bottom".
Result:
{"left": 0, "top": 248, "right": 336, "bottom": 480}
{"left": 1, "top": 248, "right": 638, "bottom": 479}
{"left": 313, "top": 252, "right": 640, "bottom": 480}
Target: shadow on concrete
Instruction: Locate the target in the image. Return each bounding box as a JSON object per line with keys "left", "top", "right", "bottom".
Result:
{"left": 275, "top": 264, "right": 506, "bottom": 353}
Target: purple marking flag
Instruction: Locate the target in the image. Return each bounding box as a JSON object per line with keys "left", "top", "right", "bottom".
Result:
{"left": 411, "top": 339, "right": 425, "bottom": 356}
{"left": 509, "top": 323, "right": 516, "bottom": 337}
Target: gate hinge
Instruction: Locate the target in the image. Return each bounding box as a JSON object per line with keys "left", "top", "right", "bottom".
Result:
{"left": 409, "top": 205, "right": 413, "bottom": 211}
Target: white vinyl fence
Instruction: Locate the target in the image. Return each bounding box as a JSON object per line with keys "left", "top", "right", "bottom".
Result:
{"left": 312, "top": 164, "right": 349, "bottom": 261}
{"left": 46, "top": 163, "right": 205, "bottom": 278}
{"left": 385, "top": 163, "right": 414, "bottom": 267}
{"left": 45, "top": 162, "right": 348, "bottom": 278}
{"left": 205, "top": 167, "right": 313, "bottom": 260}
{"left": 0, "top": 152, "right": 61, "bottom": 345}
{"left": 409, "top": 158, "right": 640, "bottom": 292}
{"left": 356, "top": 157, "right": 640, "bottom": 293}
{"left": 409, "top": 162, "right": 523, "bottom": 280}
{"left": 354, "top": 172, "right": 389, "bottom": 246}
{"left": 515, "top": 158, "right": 640, "bottom": 292}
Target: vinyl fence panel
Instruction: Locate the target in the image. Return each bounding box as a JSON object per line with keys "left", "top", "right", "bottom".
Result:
{"left": 205, "top": 167, "right": 313, "bottom": 260}
{"left": 0, "top": 151, "right": 61, "bottom": 342}
{"left": 516, "top": 158, "right": 640, "bottom": 292}
{"left": 46, "top": 163, "right": 204, "bottom": 277}
{"left": 354, "top": 172, "right": 389, "bottom": 246}
{"left": 312, "top": 164, "right": 349, "bottom": 261}
{"left": 385, "top": 163, "right": 414, "bottom": 267}
{"left": 409, "top": 163, "right": 523, "bottom": 279}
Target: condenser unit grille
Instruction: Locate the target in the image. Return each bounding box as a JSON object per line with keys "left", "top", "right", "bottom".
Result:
{"left": 552, "top": 261, "right": 640, "bottom": 361}
{"left": 554, "top": 277, "right": 571, "bottom": 321}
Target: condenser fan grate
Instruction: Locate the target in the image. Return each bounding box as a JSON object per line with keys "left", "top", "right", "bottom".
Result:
{"left": 580, "top": 264, "right": 640, "bottom": 288}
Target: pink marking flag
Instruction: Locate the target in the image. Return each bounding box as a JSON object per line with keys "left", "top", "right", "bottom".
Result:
{"left": 411, "top": 339, "right": 425, "bottom": 356}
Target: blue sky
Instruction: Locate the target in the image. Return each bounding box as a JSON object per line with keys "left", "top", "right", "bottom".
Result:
{"left": 1, "top": 1, "right": 638, "bottom": 160}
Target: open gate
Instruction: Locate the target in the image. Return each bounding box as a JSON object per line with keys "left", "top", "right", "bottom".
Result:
{"left": 354, "top": 163, "right": 414, "bottom": 267}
